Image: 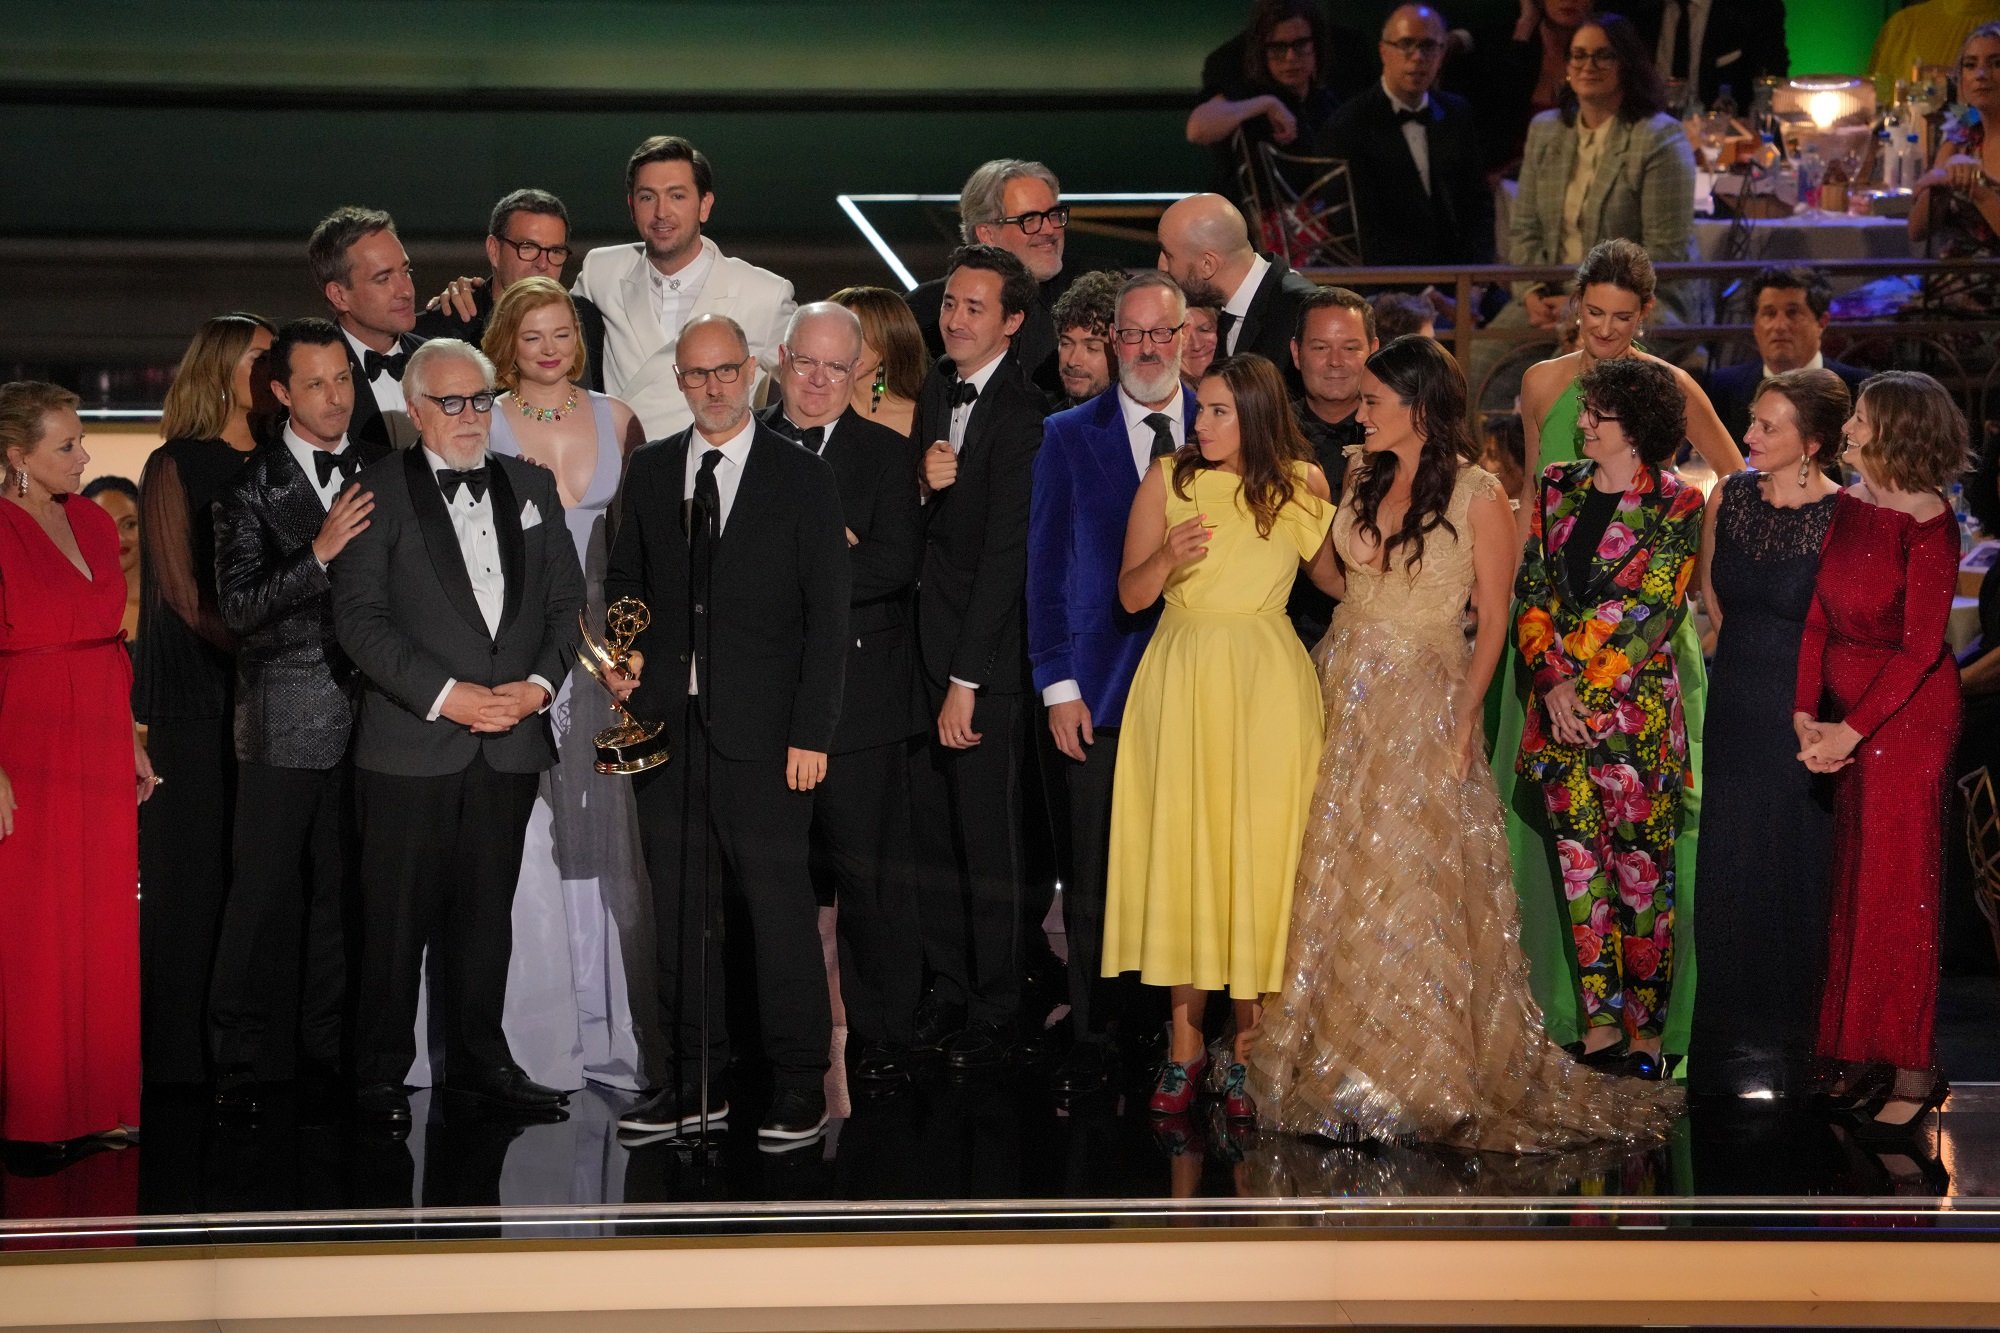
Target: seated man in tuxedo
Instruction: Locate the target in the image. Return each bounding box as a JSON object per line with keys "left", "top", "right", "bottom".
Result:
{"left": 1050, "top": 270, "right": 1121, "bottom": 411}
{"left": 1027, "top": 272, "right": 1194, "bottom": 1095}
{"left": 1156, "top": 192, "right": 1321, "bottom": 394}
{"left": 760, "top": 303, "right": 926, "bottom": 1086}
{"left": 905, "top": 159, "right": 1075, "bottom": 398}
{"left": 209, "top": 317, "right": 387, "bottom": 1113}
{"left": 309, "top": 206, "right": 425, "bottom": 454}
{"left": 331, "top": 338, "right": 583, "bottom": 1127}
{"left": 1706, "top": 267, "right": 1868, "bottom": 445}
{"left": 1288, "top": 286, "right": 1378, "bottom": 647}
{"left": 1635, "top": 0, "right": 1788, "bottom": 108}
{"left": 416, "top": 188, "right": 606, "bottom": 385}
{"left": 910, "top": 244, "right": 1049, "bottom": 1070}
{"left": 1323, "top": 4, "right": 1494, "bottom": 269}
{"left": 574, "top": 135, "right": 796, "bottom": 440}
{"left": 604, "top": 315, "right": 851, "bottom": 1143}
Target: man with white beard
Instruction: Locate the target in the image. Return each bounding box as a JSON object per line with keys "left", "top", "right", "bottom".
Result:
{"left": 1023, "top": 272, "right": 1196, "bottom": 1096}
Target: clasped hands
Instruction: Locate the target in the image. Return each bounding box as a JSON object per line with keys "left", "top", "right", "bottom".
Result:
{"left": 441, "top": 680, "right": 550, "bottom": 734}
{"left": 1792, "top": 712, "right": 1860, "bottom": 773}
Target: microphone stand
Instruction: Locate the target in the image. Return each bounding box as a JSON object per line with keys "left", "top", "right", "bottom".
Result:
{"left": 670, "top": 488, "right": 720, "bottom": 1157}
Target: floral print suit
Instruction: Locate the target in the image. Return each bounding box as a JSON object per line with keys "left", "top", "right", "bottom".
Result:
{"left": 1515, "top": 461, "right": 1704, "bottom": 1040}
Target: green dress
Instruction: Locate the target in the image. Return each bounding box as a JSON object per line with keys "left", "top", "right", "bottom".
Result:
{"left": 1486, "top": 378, "right": 1703, "bottom": 1058}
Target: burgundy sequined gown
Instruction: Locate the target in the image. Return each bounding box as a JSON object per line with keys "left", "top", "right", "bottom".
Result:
{"left": 1793, "top": 492, "right": 1960, "bottom": 1075}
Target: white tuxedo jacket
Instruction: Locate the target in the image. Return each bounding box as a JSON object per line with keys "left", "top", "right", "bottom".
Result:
{"left": 574, "top": 236, "right": 796, "bottom": 439}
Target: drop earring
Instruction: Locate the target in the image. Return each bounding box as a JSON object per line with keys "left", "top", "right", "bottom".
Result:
{"left": 1797, "top": 451, "right": 1812, "bottom": 487}
{"left": 14, "top": 467, "right": 26, "bottom": 498}
{"left": 871, "top": 365, "right": 886, "bottom": 413}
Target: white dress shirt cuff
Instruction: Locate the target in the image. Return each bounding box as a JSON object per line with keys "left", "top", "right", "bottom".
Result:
{"left": 527, "top": 674, "right": 557, "bottom": 713}
{"left": 1041, "top": 679, "right": 1083, "bottom": 707}
{"left": 428, "top": 678, "right": 457, "bottom": 723}
{"left": 948, "top": 676, "right": 980, "bottom": 692}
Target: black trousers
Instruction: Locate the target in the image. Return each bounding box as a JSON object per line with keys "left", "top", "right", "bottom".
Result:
{"left": 1055, "top": 724, "right": 1126, "bottom": 1041}
{"left": 910, "top": 689, "right": 1026, "bottom": 1025}
{"left": 353, "top": 753, "right": 537, "bottom": 1087}
{"left": 208, "top": 760, "right": 351, "bottom": 1078}
{"left": 811, "top": 739, "right": 922, "bottom": 1047}
{"left": 139, "top": 714, "right": 237, "bottom": 1084}
{"left": 635, "top": 709, "right": 830, "bottom": 1094}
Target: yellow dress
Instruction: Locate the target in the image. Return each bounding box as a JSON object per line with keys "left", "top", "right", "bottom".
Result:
{"left": 1102, "top": 459, "right": 1332, "bottom": 999}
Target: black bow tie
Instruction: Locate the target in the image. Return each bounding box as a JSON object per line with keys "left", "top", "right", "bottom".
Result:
{"left": 363, "top": 347, "right": 409, "bottom": 382}
{"left": 1393, "top": 107, "right": 1427, "bottom": 127}
{"left": 313, "top": 448, "right": 361, "bottom": 487}
{"left": 949, "top": 379, "right": 979, "bottom": 407}
{"left": 436, "top": 465, "right": 489, "bottom": 502}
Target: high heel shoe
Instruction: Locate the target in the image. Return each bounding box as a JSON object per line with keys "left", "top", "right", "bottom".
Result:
{"left": 1576, "top": 1038, "right": 1629, "bottom": 1069}
{"left": 1220, "top": 1062, "right": 1256, "bottom": 1121}
{"left": 1846, "top": 1081, "right": 1950, "bottom": 1144}
{"left": 1148, "top": 1050, "right": 1208, "bottom": 1116}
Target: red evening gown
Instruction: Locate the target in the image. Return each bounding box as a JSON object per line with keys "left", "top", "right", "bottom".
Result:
{"left": 0, "top": 496, "right": 141, "bottom": 1142}
{"left": 1793, "top": 491, "right": 1960, "bottom": 1076}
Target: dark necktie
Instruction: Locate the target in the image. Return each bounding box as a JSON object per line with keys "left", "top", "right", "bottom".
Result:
{"left": 689, "top": 449, "right": 722, "bottom": 700}
{"left": 1143, "top": 412, "right": 1178, "bottom": 459}
{"left": 1663, "top": 1, "right": 1685, "bottom": 80}
{"left": 949, "top": 379, "right": 979, "bottom": 407}
{"left": 363, "top": 347, "right": 409, "bottom": 382}
{"left": 1215, "top": 310, "right": 1239, "bottom": 355}
{"left": 436, "top": 465, "right": 489, "bottom": 502}
{"left": 1393, "top": 107, "right": 1426, "bottom": 127}
{"left": 313, "top": 447, "right": 361, "bottom": 487}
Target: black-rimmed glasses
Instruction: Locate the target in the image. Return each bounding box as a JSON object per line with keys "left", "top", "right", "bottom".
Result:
{"left": 1264, "top": 37, "right": 1314, "bottom": 59}
{"left": 675, "top": 357, "right": 750, "bottom": 389}
{"left": 1113, "top": 323, "right": 1186, "bottom": 346}
{"left": 1382, "top": 37, "right": 1444, "bottom": 58}
{"left": 994, "top": 205, "right": 1070, "bottom": 234}
{"left": 425, "top": 391, "right": 497, "bottom": 415}
{"left": 493, "top": 236, "right": 572, "bottom": 266}
{"left": 1567, "top": 47, "right": 1619, "bottom": 68}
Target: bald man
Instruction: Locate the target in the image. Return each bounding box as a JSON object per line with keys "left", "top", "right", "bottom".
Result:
{"left": 1156, "top": 193, "right": 1321, "bottom": 393}
{"left": 1323, "top": 4, "right": 1494, "bottom": 269}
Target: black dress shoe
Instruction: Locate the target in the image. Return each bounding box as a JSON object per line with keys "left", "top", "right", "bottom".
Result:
{"left": 212, "top": 1066, "right": 264, "bottom": 1115}
{"left": 943, "top": 1019, "right": 1015, "bottom": 1070}
{"left": 912, "top": 995, "right": 967, "bottom": 1054}
{"left": 759, "top": 1086, "right": 829, "bottom": 1147}
{"left": 849, "top": 1041, "right": 916, "bottom": 1084}
{"left": 1051, "top": 1038, "right": 1115, "bottom": 1095}
{"left": 446, "top": 1066, "right": 569, "bottom": 1110}
{"left": 354, "top": 1082, "right": 412, "bottom": 1125}
{"left": 617, "top": 1084, "right": 728, "bottom": 1136}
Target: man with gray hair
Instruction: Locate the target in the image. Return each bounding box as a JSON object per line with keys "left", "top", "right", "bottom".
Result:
{"left": 332, "top": 337, "right": 585, "bottom": 1128}
{"left": 907, "top": 159, "right": 1075, "bottom": 396}
{"left": 1025, "top": 271, "right": 1195, "bottom": 1095}
{"left": 759, "top": 302, "right": 926, "bottom": 1085}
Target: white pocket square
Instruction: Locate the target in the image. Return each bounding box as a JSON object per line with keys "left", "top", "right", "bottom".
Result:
{"left": 520, "top": 500, "right": 542, "bottom": 529}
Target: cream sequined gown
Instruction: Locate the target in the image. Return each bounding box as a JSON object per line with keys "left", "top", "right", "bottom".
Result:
{"left": 1249, "top": 464, "right": 1681, "bottom": 1152}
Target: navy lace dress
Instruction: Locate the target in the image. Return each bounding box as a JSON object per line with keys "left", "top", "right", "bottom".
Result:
{"left": 1688, "top": 472, "right": 1839, "bottom": 1099}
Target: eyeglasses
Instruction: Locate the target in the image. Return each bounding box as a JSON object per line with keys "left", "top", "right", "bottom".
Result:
{"left": 1567, "top": 47, "right": 1619, "bottom": 69}
{"left": 1113, "top": 323, "right": 1186, "bottom": 346}
{"left": 674, "top": 357, "right": 750, "bottom": 389}
{"left": 1579, "top": 405, "right": 1620, "bottom": 425}
{"left": 786, "top": 354, "right": 853, "bottom": 382}
{"left": 494, "top": 236, "right": 572, "bottom": 266}
{"left": 424, "top": 391, "right": 497, "bottom": 416}
{"left": 1264, "top": 37, "right": 1314, "bottom": 59}
{"left": 1382, "top": 37, "right": 1444, "bottom": 59}
{"left": 993, "top": 205, "right": 1070, "bottom": 234}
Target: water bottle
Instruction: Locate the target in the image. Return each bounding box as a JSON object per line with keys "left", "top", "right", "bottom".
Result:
{"left": 1903, "top": 134, "right": 1924, "bottom": 189}
{"left": 1799, "top": 143, "right": 1824, "bottom": 208}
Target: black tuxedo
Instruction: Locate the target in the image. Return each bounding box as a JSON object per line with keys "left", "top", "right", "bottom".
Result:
{"left": 340, "top": 331, "right": 426, "bottom": 455}
{"left": 1632, "top": 0, "right": 1789, "bottom": 107}
{"left": 414, "top": 283, "right": 608, "bottom": 394}
{"left": 1288, "top": 400, "right": 1363, "bottom": 648}
{"left": 1228, "top": 256, "right": 1324, "bottom": 395}
{"left": 207, "top": 433, "right": 387, "bottom": 1079}
{"left": 332, "top": 446, "right": 584, "bottom": 1088}
{"left": 1324, "top": 84, "right": 1495, "bottom": 268}
{"left": 762, "top": 403, "right": 926, "bottom": 1046}
{"left": 909, "top": 350, "right": 1046, "bottom": 1027}
{"left": 605, "top": 420, "right": 852, "bottom": 1092}
{"left": 908, "top": 269, "right": 1075, "bottom": 401}
{"left": 1705, "top": 358, "right": 1869, "bottom": 448}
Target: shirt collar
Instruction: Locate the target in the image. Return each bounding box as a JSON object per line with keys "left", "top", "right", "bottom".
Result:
{"left": 780, "top": 408, "right": 840, "bottom": 443}
{"left": 341, "top": 324, "right": 396, "bottom": 365}
{"left": 283, "top": 424, "right": 349, "bottom": 468}
{"left": 648, "top": 238, "right": 715, "bottom": 296}
{"left": 693, "top": 414, "right": 756, "bottom": 466}
{"left": 1763, "top": 350, "right": 1825, "bottom": 378}
{"left": 1118, "top": 384, "right": 1182, "bottom": 433}
{"left": 955, "top": 352, "right": 1007, "bottom": 396}
{"left": 1225, "top": 253, "right": 1271, "bottom": 318}
{"left": 1382, "top": 81, "right": 1431, "bottom": 116}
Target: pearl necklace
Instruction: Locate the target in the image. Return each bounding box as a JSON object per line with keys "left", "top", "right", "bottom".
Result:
{"left": 517, "top": 387, "right": 579, "bottom": 423}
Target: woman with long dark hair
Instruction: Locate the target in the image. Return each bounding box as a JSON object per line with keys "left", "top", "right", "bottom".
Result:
{"left": 135, "top": 311, "right": 276, "bottom": 1084}
{"left": 1689, "top": 369, "right": 1849, "bottom": 1102}
{"left": 1795, "top": 372, "right": 1967, "bottom": 1140}
{"left": 1251, "top": 337, "right": 1677, "bottom": 1148}
{"left": 1103, "top": 353, "right": 1333, "bottom": 1122}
